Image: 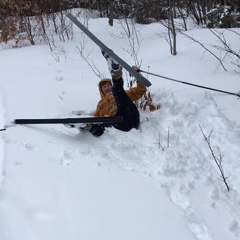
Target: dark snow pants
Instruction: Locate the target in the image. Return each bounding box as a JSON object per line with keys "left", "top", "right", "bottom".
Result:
{"left": 112, "top": 78, "right": 139, "bottom": 131}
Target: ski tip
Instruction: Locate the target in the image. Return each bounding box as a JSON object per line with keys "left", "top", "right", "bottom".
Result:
{"left": 140, "top": 76, "right": 152, "bottom": 87}
{"left": 14, "top": 119, "right": 25, "bottom": 124}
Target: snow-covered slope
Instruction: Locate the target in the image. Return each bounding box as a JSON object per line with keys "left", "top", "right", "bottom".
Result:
{"left": 0, "top": 13, "right": 240, "bottom": 240}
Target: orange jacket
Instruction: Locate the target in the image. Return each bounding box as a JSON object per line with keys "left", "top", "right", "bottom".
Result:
{"left": 94, "top": 78, "right": 146, "bottom": 117}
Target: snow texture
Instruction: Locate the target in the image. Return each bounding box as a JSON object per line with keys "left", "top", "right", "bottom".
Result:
{"left": 0, "top": 11, "right": 240, "bottom": 240}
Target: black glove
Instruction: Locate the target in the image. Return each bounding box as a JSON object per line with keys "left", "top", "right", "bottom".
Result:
{"left": 89, "top": 124, "right": 105, "bottom": 137}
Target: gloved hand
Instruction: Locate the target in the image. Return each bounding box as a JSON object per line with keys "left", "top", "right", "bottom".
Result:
{"left": 89, "top": 124, "right": 105, "bottom": 137}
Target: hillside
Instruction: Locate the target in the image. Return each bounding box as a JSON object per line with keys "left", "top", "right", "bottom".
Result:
{"left": 0, "top": 12, "right": 240, "bottom": 240}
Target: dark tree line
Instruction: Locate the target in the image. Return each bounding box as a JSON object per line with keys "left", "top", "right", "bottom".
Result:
{"left": 0, "top": 0, "right": 76, "bottom": 44}
{"left": 0, "top": 0, "right": 239, "bottom": 45}
{"left": 1, "top": 0, "right": 239, "bottom": 23}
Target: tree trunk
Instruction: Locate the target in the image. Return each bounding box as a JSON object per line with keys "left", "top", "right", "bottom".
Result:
{"left": 169, "top": 1, "right": 177, "bottom": 55}
{"left": 108, "top": 0, "right": 114, "bottom": 26}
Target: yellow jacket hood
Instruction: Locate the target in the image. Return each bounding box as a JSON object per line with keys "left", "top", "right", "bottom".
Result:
{"left": 98, "top": 78, "right": 112, "bottom": 99}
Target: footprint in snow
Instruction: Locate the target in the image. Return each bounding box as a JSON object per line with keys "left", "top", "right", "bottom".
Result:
{"left": 229, "top": 220, "right": 240, "bottom": 237}
{"left": 60, "top": 150, "right": 73, "bottom": 166}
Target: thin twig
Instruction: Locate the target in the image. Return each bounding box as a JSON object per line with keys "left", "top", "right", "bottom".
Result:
{"left": 199, "top": 125, "right": 230, "bottom": 191}
{"left": 180, "top": 31, "right": 227, "bottom": 71}
{"left": 155, "top": 133, "right": 164, "bottom": 151}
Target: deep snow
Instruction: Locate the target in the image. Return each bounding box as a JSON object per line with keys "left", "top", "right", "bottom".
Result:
{"left": 0, "top": 10, "right": 240, "bottom": 240}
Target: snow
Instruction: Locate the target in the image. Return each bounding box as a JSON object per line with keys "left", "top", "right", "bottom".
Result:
{"left": 0, "top": 11, "right": 240, "bottom": 240}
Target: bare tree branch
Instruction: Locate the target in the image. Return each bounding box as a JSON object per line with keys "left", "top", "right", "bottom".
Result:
{"left": 199, "top": 125, "right": 230, "bottom": 192}
{"left": 76, "top": 44, "right": 104, "bottom": 80}
{"left": 180, "top": 31, "right": 228, "bottom": 71}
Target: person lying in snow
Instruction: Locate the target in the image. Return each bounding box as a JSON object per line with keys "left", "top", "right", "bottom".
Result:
{"left": 67, "top": 51, "right": 146, "bottom": 136}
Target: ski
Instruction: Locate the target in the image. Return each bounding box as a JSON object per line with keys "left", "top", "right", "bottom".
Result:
{"left": 14, "top": 116, "right": 123, "bottom": 125}
{"left": 66, "top": 13, "right": 151, "bottom": 87}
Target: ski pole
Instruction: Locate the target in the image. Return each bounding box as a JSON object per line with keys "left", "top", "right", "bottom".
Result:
{"left": 140, "top": 69, "right": 240, "bottom": 98}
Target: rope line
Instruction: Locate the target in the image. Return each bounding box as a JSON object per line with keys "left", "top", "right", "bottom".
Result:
{"left": 140, "top": 70, "right": 240, "bottom": 98}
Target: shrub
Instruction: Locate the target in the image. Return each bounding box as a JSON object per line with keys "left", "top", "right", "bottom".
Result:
{"left": 206, "top": 5, "right": 240, "bottom": 28}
